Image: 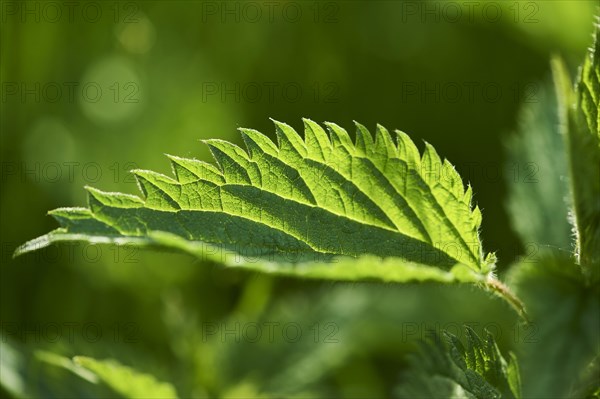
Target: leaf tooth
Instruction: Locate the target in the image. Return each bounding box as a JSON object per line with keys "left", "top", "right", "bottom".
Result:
{"left": 275, "top": 119, "right": 307, "bottom": 157}
{"left": 444, "top": 330, "right": 467, "bottom": 369}
{"left": 204, "top": 139, "right": 250, "bottom": 160}
{"left": 353, "top": 121, "right": 374, "bottom": 155}
{"left": 467, "top": 327, "right": 487, "bottom": 374}
{"left": 166, "top": 154, "right": 224, "bottom": 184}
{"left": 85, "top": 186, "right": 145, "bottom": 224}
{"left": 48, "top": 207, "right": 120, "bottom": 235}
{"left": 49, "top": 207, "right": 93, "bottom": 219}
{"left": 463, "top": 184, "right": 473, "bottom": 206}
{"left": 472, "top": 205, "right": 482, "bottom": 230}
{"left": 484, "top": 252, "right": 497, "bottom": 268}
{"left": 84, "top": 186, "right": 144, "bottom": 209}
{"left": 324, "top": 122, "right": 355, "bottom": 155}
{"left": 204, "top": 139, "right": 253, "bottom": 184}
{"left": 48, "top": 207, "right": 93, "bottom": 228}
{"left": 464, "top": 327, "right": 479, "bottom": 370}
{"left": 239, "top": 127, "right": 278, "bottom": 158}
{"left": 421, "top": 141, "right": 443, "bottom": 186}
{"left": 132, "top": 169, "right": 179, "bottom": 186}
{"left": 442, "top": 159, "right": 465, "bottom": 199}
{"left": 303, "top": 119, "right": 332, "bottom": 161}
{"left": 484, "top": 331, "right": 501, "bottom": 372}
{"left": 131, "top": 170, "right": 181, "bottom": 211}
{"left": 395, "top": 130, "right": 421, "bottom": 169}
{"left": 374, "top": 124, "right": 397, "bottom": 158}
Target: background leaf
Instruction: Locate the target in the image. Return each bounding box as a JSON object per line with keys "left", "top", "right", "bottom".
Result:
{"left": 508, "top": 255, "right": 600, "bottom": 398}
{"left": 37, "top": 353, "right": 179, "bottom": 399}
{"left": 394, "top": 326, "right": 521, "bottom": 399}
{"left": 504, "top": 82, "right": 573, "bottom": 253}
{"left": 556, "top": 21, "right": 600, "bottom": 278}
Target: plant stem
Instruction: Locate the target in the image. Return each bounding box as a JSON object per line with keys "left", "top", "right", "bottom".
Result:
{"left": 483, "top": 277, "right": 529, "bottom": 322}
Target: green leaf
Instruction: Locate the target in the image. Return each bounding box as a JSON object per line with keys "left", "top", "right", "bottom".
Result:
{"left": 15, "top": 120, "right": 494, "bottom": 285}
{"left": 579, "top": 21, "right": 600, "bottom": 143}
{"left": 508, "top": 255, "right": 600, "bottom": 398}
{"left": 0, "top": 340, "right": 121, "bottom": 399}
{"left": 394, "top": 326, "right": 521, "bottom": 399}
{"left": 570, "top": 356, "right": 600, "bottom": 399}
{"left": 147, "top": 231, "right": 481, "bottom": 285}
{"left": 554, "top": 21, "right": 600, "bottom": 279}
{"left": 505, "top": 82, "right": 573, "bottom": 252}
{"left": 0, "top": 340, "right": 28, "bottom": 399}
{"left": 37, "top": 353, "right": 179, "bottom": 399}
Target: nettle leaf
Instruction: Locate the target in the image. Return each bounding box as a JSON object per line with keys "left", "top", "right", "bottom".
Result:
{"left": 16, "top": 120, "right": 495, "bottom": 285}
{"left": 554, "top": 21, "right": 600, "bottom": 279}
{"left": 394, "top": 326, "right": 521, "bottom": 399}
{"left": 507, "top": 255, "right": 600, "bottom": 399}
{"left": 37, "top": 353, "right": 179, "bottom": 399}
{"left": 505, "top": 82, "right": 573, "bottom": 252}
{"left": 579, "top": 20, "right": 600, "bottom": 147}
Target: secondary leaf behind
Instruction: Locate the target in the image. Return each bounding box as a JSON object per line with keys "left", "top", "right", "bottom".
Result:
{"left": 394, "top": 326, "right": 521, "bottom": 399}
{"left": 554, "top": 21, "right": 600, "bottom": 279}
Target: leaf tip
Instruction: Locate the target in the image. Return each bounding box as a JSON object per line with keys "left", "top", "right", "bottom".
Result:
{"left": 83, "top": 185, "right": 101, "bottom": 196}
{"left": 12, "top": 233, "right": 55, "bottom": 258}
{"left": 269, "top": 118, "right": 295, "bottom": 133}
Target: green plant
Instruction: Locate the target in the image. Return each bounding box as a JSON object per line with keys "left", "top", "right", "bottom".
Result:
{"left": 7, "top": 18, "right": 599, "bottom": 399}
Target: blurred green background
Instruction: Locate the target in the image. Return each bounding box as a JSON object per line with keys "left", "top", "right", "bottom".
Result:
{"left": 1, "top": 1, "right": 597, "bottom": 397}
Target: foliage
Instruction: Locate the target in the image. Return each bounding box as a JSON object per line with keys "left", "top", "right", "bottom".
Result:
{"left": 15, "top": 120, "right": 495, "bottom": 287}
{"left": 395, "top": 327, "right": 521, "bottom": 399}
{"left": 3, "top": 8, "right": 599, "bottom": 399}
